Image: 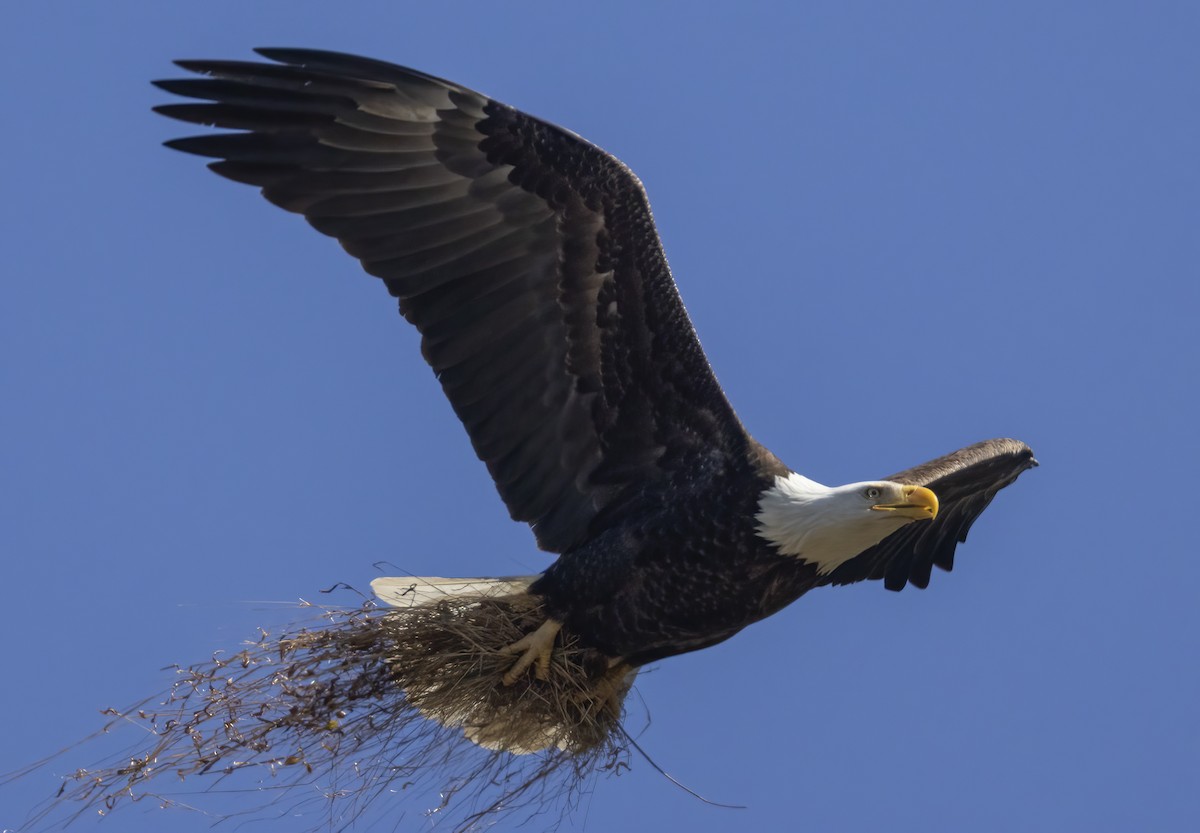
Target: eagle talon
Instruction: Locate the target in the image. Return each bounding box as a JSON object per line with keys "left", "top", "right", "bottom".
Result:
{"left": 500, "top": 619, "right": 561, "bottom": 686}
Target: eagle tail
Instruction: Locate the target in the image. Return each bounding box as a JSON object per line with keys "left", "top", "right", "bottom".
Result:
{"left": 370, "top": 574, "right": 538, "bottom": 607}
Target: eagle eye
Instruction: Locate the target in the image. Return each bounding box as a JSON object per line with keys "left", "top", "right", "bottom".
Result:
{"left": 864, "top": 487, "right": 881, "bottom": 500}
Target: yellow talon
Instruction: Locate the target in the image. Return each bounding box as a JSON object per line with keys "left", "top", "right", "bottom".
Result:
{"left": 499, "top": 619, "right": 561, "bottom": 686}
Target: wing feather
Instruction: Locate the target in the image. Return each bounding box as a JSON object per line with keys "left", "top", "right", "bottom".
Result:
{"left": 156, "top": 49, "right": 750, "bottom": 552}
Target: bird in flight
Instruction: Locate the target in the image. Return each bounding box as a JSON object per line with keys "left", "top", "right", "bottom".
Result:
{"left": 154, "top": 48, "right": 1037, "bottom": 754}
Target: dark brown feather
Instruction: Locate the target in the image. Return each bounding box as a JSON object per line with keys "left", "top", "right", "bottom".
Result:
{"left": 155, "top": 48, "right": 751, "bottom": 553}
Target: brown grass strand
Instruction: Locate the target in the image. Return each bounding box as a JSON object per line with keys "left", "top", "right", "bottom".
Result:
{"left": 19, "top": 596, "right": 636, "bottom": 832}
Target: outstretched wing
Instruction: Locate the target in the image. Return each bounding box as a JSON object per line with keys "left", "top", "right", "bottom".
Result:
{"left": 826, "top": 438, "right": 1037, "bottom": 591}
{"left": 155, "top": 49, "right": 748, "bottom": 553}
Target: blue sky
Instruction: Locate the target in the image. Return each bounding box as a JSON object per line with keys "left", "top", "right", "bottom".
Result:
{"left": 3, "top": 2, "right": 1198, "bottom": 831}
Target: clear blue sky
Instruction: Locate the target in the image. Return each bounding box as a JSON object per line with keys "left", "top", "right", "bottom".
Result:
{"left": 3, "top": 2, "right": 1198, "bottom": 831}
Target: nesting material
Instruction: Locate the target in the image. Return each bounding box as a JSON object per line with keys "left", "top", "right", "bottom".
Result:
{"left": 35, "top": 595, "right": 636, "bottom": 831}
{"left": 394, "top": 592, "right": 636, "bottom": 753}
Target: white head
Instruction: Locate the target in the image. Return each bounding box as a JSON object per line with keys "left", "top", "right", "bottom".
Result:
{"left": 755, "top": 472, "right": 939, "bottom": 574}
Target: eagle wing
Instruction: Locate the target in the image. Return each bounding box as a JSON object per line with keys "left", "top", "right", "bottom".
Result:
{"left": 826, "top": 438, "right": 1037, "bottom": 590}
{"left": 155, "top": 48, "right": 747, "bottom": 553}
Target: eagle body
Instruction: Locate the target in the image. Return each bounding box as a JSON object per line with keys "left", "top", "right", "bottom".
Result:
{"left": 532, "top": 442, "right": 806, "bottom": 666}
{"left": 156, "top": 49, "right": 1038, "bottom": 752}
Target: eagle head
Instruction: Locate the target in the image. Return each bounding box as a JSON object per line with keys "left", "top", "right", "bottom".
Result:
{"left": 755, "top": 473, "right": 938, "bottom": 574}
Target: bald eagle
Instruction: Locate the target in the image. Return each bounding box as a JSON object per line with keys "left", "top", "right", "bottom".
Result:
{"left": 155, "top": 49, "right": 1036, "bottom": 753}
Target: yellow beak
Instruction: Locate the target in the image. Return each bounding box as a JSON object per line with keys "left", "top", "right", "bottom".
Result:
{"left": 870, "top": 484, "right": 939, "bottom": 521}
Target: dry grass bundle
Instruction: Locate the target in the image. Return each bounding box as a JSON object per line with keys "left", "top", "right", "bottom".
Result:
{"left": 18, "top": 594, "right": 638, "bottom": 832}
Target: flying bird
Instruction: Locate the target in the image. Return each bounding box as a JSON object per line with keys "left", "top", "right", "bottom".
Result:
{"left": 153, "top": 49, "right": 1036, "bottom": 756}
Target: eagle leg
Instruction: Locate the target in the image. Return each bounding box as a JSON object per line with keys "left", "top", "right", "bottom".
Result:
{"left": 499, "top": 619, "right": 562, "bottom": 686}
